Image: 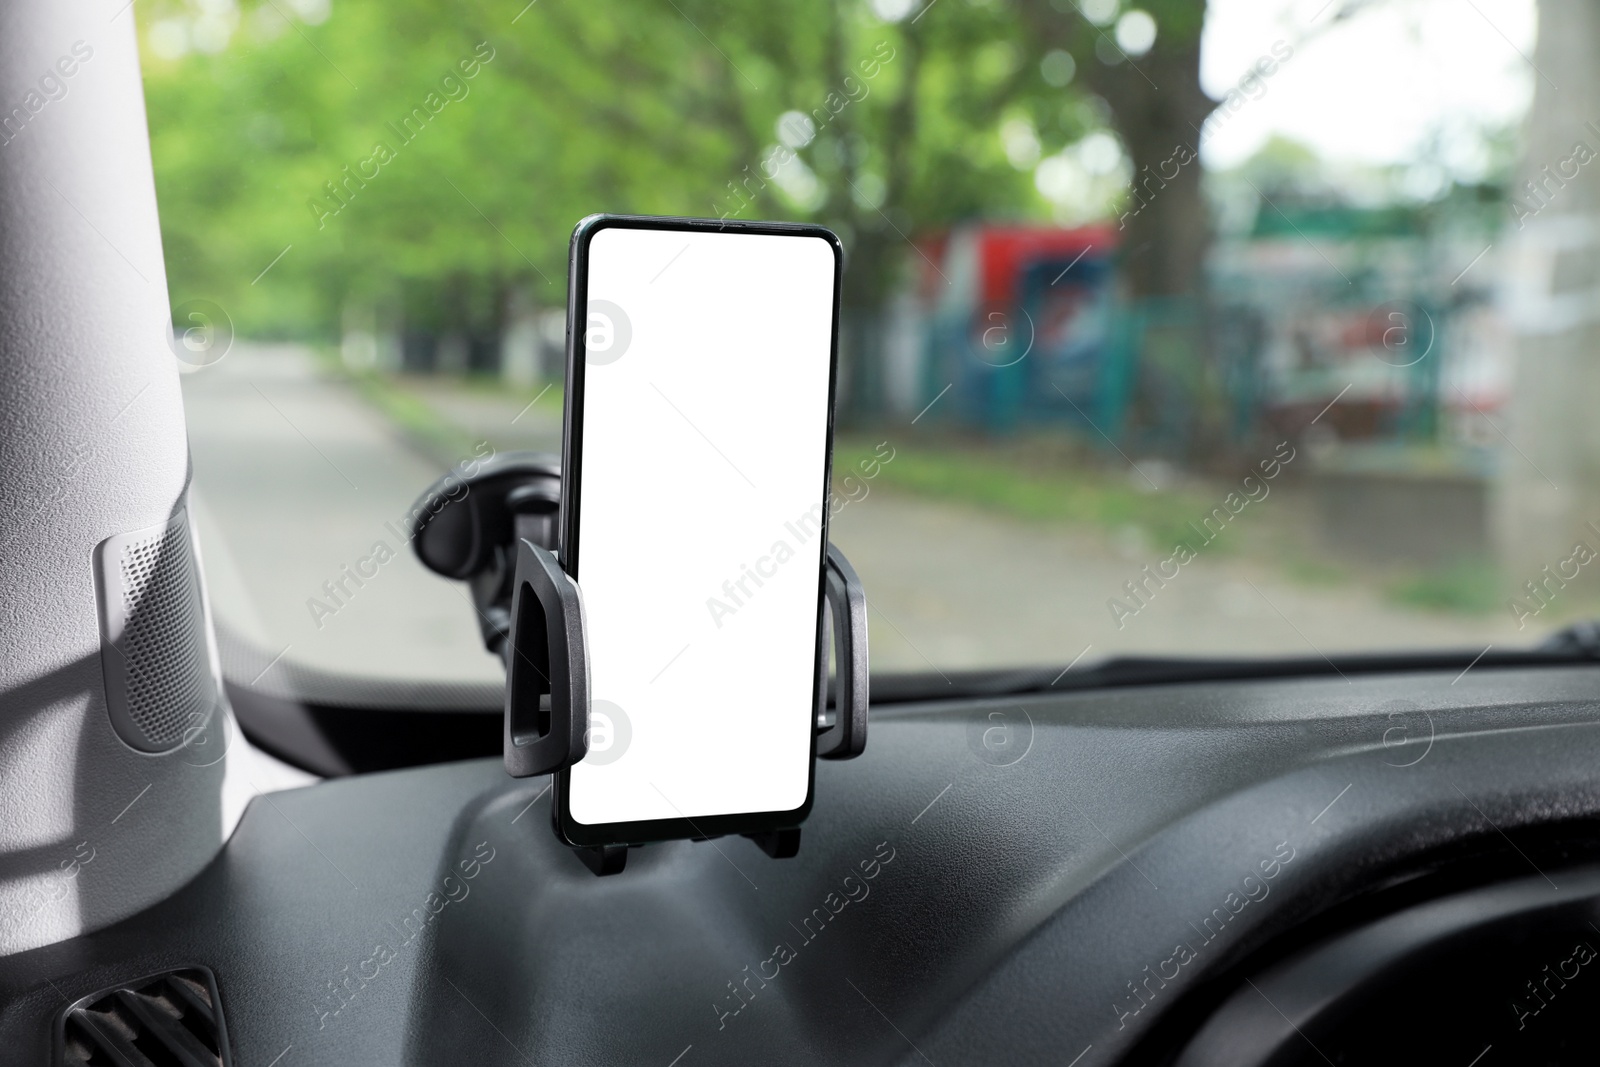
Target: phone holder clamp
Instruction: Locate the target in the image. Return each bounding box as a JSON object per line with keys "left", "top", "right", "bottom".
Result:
{"left": 410, "top": 451, "right": 869, "bottom": 878}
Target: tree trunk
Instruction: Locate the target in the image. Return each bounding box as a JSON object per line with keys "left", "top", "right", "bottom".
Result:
{"left": 1093, "top": 38, "right": 1213, "bottom": 300}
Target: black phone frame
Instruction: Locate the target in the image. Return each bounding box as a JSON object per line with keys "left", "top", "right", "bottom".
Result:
{"left": 555, "top": 213, "right": 845, "bottom": 849}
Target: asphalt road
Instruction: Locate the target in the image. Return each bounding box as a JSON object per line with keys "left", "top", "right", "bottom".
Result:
{"left": 183, "top": 344, "right": 509, "bottom": 686}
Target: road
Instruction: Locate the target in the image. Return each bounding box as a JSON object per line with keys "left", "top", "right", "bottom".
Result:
{"left": 183, "top": 344, "right": 1523, "bottom": 685}
{"left": 182, "top": 345, "right": 511, "bottom": 686}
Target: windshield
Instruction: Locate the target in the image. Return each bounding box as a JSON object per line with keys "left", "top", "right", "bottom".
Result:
{"left": 142, "top": 0, "right": 1560, "bottom": 685}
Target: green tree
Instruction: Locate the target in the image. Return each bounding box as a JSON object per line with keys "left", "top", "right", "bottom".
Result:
{"left": 140, "top": 0, "right": 1228, "bottom": 422}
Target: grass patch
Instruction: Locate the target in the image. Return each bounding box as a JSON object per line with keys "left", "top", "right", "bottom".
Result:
{"left": 356, "top": 376, "right": 482, "bottom": 464}
{"left": 508, "top": 380, "right": 565, "bottom": 417}
{"left": 306, "top": 346, "right": 566, "bottom": 465}
{"left": 460, "top": 371, "right": 564, "bottom": 404}
{"left": 834, "top": 436, "right": 1222, "bottom": 551}
{"left": 1283, "top": 558, "right": 1350, "bottom": 588}
{"left": 1385, "top": 558, "right": 1502, "bottom": 614}
{"left": 307, "top": 346, "right": 481, "bottom": 466}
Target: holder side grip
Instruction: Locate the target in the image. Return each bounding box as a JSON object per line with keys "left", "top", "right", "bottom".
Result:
{"left": 504, "top": 539, "right": 589, "bottom": 778}
{"left": 816, "top": 543, "right": 868, "bottom": 760}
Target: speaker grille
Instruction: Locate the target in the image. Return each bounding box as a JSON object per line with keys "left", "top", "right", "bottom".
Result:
{"left": 117, "top": 523, "right": 208, "bottom": 748}
{"left": 95, "top": 509, "right": 217, "bottom": 754}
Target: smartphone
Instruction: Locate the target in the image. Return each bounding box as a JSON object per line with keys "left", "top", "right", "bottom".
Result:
{"left": 555, "top": 215, "right": 842, "bottom": 847}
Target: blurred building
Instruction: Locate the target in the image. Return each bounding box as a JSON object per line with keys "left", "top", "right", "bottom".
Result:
{"left": 903, "top": 202, "right": 1510, "bottom": 566}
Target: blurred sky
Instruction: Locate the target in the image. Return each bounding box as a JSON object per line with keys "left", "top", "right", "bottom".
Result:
{"left": 1199, "top": 0, "right": 1535, "bottom": 177}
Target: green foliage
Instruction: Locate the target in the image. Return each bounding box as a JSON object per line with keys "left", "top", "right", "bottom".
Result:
{"left": 137, "top": 0, "right": 1146, "bottom": 339}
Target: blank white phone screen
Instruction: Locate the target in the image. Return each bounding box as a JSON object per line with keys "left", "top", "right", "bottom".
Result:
{"left": 568, "top": 225, "right": 836, "bottom": 827}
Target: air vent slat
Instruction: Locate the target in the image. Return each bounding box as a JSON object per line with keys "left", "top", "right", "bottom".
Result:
{"left": 113, "top": 989, "right": 219, "bottom": 1067}
{"left": 70, "top": 1008, "right": 154, "bottom": 1067}
{"left": 59, "top": 967, "right": 230, "bottom": 1067}
{"left": 161, "top": 975, "right": 216, "bottom": 1028}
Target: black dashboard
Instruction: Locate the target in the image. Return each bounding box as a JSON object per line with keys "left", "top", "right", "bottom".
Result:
{"left": 8, "top": 663, "right": 1600, "bottom": 1065}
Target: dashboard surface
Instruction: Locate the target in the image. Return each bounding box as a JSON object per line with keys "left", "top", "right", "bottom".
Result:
{"left": 5, "top": 665, "right": 1600, "bottom": 1065}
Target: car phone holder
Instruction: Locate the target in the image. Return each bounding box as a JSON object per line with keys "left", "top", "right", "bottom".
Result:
{"left": 410, "top": 451, "right": 868, "bottom": 877}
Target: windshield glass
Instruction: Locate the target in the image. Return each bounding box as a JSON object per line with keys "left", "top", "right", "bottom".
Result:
{"left": 141, "top": 0, "right": 1560, "bottom": 683}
